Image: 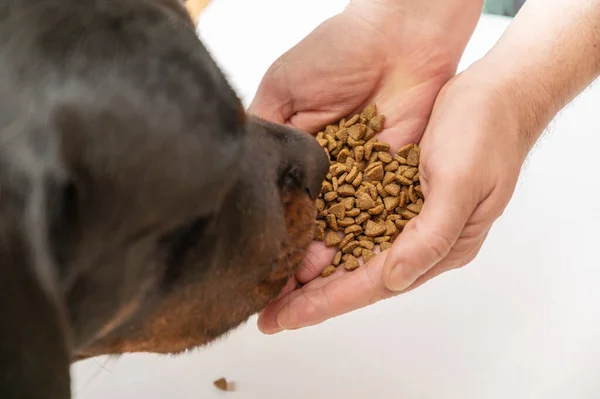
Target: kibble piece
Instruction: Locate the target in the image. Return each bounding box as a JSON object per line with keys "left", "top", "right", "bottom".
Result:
{"left": 395, "top": 219, "right": 409, "bottom": 229}
{"left": 412, "top": 171, "right": 420, "bottom": 182}
{"left": 384, "top": 184, "right": 400, "bottom": 197}
{"left": 372, "top": 141, "right": 390, "bottom": 152}
{"left": 355, "top": 212, "right": 371, "bottom": 225}
{"left": 377, "top": 151, "right": 392, "bottom": 164}
{"left": 346, "top": 208, "right": 361, "bottom": 217}
{"left": 407, "top": 148, "right": 420, "bottom": 166}
{"left": 359, "top": 240, "right": 375, "bottom": 250}
{"left": 315, "top": 198, "right": 325, "bottom": 212}
{"left": 344, "top": 255, "right": 360, "bottom": 271}
{"left": 368, "top": 184, "right": 378, "bottom": 200}
{"left": 338, "top": 217, "right": 355, "bottom": 228}
{"left": 408, "top": 185, "right": 419, "bottom": 203}
{"left": 321, "top": 265, "right": 336, "bottom": 277}
{"left": 396, "top": 175, "right": 413, "bottom": 186}
{"left": 351, "top": 172, "right": 363, "bottom": 187}
{"left": 314, "top": 223, "right": 325, "bottom": 241}
{"left": 324, "top": 191, "right": 338, "bottom": 202}
{"left": 365, "top": 220, "right": 386, "bottom": 237}
{"left": 382, "top": 171, "right": 396, "bottom": 186}
{"left": 365, "top": 163, "right": 384, "bottom": 181}
{"left": 321, "top": 181, "right": 333, "bottom": 193}
{"left": 348, "top": 124, "right": 366, "bottom": 140}
{"left": 396, "top": 165, "right": 409, "bottom": 176}
{"left": 399, "top": 191, "right": 407, "bottom": 208}
{"left": 394, "top": 155, "right": 408, "bottom": 165}
{"left": 373, "top": 210, "right": 388, "bottom": 223}
{"left": 347, "top": 136, "right": 362, "bottom": 147}
{"left": 380, "top": 242, "right": 392, "bottom": 251}
{"left": 356, "top": 192, "right": 376, "bottom": 210}
{"left": 328, "top": 203, "right": 346, "bottom": 220}
{"left": 332, "top": 176, "right": 339, "bottom": 191}
{"left": 361, "top": 103, "right": 377, "bottom": 120}
{"left": 325, "top": 231, "right": 342, "bottom": 247}
{"left": 401, "top": 209, "right": 418, "bottom": 220}
{"left": 376, "top": 183, "right": 388, "bottom": 198}
{"left": 364, "top": 140, "right": 374, "bottom": 160}
{"left": 326, "top": 214, "right": 339, "bottom": 231}
{"left": 374, "top": 236, "right": 391, "bottom": 243}
{"left": 403, "top": 167, "right": 418, "bottom": 179}
{"left": 344, "top": 224, "right": 363, "bottom": 235}
{"left": 345, "top": 114, "right": 360, "bottom": 127}
{"left": 353, "top": 246, "right": 363, "bottom": 257}
{"left": 407, "top": 202, "right": 423, "bottom": 213}
{"left": 368, "top": 204, "right": 385, "bottom": 215}
{"left": 214, "top": 378, "right": 228, "bottom": 391}
{"left": 362, "top": 249, "right": 376, "bottom": 263}
{"left": 385, "top": 220, "right": 397, "bottom": 236}
{"left": 338, "top": 184, "right": 356, "bottom": 197}
{"left": 354, "top": 146, "right": 365, "bottom": 162}
{"left": 338, "top": 233, "right": 355, "bottom": 249}
{"left": 333, "top": 251, "right": 342, "bottom": 266}
{"left": 369, "top": 115, "right": 385, "bottom": 132}
{"left": 397, "top": 144, "right": 414, "bottom": 158}
{"left": 342, "top": 197, "right": 355, "bottom": 210}
{"left": 346, "top": 166, "right": 359, "bottom": 183}
{"left": 342, "top": 240, "right": 359, "bottom": 254}
{"left": 415, "top": 185, "right": 424, "bottom": 198}
{"left": 385, "top": 161, "right": 399, "bottom": 172}
{"left": 338, "top": 172, "right": 348, "bottom": 184}
{"left": 325, "top": 124, "right": 338, "bottom": 135}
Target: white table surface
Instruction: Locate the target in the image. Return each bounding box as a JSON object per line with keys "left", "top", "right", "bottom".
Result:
{"left": 71, "top": 1, "right": 600, "bottom": 398}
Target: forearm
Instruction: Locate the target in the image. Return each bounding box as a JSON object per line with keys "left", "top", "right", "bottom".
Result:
{"left": 346, "top": 0, "right": 484, "bottom": 59}
{"left": 477, "top": 0, "right": 600, "bottom": 144}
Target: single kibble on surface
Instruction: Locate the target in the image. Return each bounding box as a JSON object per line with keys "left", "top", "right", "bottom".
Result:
{"left": 214, "top": 378, "right": 228, "bottom": 391}
{"left": 314, "top": 104, "right": 425, "bottom": 276}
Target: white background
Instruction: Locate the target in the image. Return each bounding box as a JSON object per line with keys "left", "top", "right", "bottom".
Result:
{"left": 72, "top": 1, "right": 600, "bottom": 398}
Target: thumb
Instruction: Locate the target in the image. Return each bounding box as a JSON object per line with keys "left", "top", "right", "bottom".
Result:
{"left": 248, "top": 59, "right": 293, "bottom": 124}
{"left": 383, "top": 176, "right": 476, "bottom": 292}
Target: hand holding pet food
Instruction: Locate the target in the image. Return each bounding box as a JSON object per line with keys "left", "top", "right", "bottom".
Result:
{"left": 252, "top": 0, "right": 600, "bottom": 333}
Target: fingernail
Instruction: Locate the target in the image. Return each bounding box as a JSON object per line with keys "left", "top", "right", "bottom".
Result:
{"left": 387, "top": 264, "right": 416, "bottom": 292}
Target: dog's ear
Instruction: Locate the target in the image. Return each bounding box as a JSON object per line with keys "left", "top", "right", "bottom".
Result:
{"left": 0, "top": 137, "right": 71, "bottom": 399}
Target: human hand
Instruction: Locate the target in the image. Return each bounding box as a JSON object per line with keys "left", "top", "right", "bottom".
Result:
{"left": 256, "top": 64, "right": 532, "bottom": 333}
{"left": 250, "top": 0, "right": 484, "bottom": 333}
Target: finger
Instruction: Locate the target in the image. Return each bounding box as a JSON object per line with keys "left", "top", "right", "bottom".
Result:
{"left": 400, "top": 227, "right": 489, "bottom": 294}
{"left": 295, "top": 241, "right": 337, "bottom": 284}
{"left": 248, "top": 59, "right": 294, "bottom": 124}
{"left": 258, "top": 251, "right": 394, "bottom": 333}
{"left": 382, "top": 176, "right": 478, "bottom": 292}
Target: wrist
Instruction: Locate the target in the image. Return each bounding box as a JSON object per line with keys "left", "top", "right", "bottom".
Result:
{"left": 468, "top": 0, "right": 600, "bottom": 148}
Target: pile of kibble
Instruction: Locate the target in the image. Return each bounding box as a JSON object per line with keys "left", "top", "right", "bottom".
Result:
{"left": 314, "top": 104, "right": 424, "bottom": 277}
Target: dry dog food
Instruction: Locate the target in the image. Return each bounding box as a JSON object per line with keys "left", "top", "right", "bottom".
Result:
{"left": 314, "top": 104, "right": 424, "bottom": 277}
{"left": 213, "top": 377, "right": 228, "bottom": 391}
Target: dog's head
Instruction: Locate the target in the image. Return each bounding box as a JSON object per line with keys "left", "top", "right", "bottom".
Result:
{"left": 0, "top": 0, "right": 327, "bottom": 397}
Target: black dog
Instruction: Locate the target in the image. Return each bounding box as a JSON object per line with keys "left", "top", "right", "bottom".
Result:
{"left": 0, "top": 0, "right": 328, "bottom": 397}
